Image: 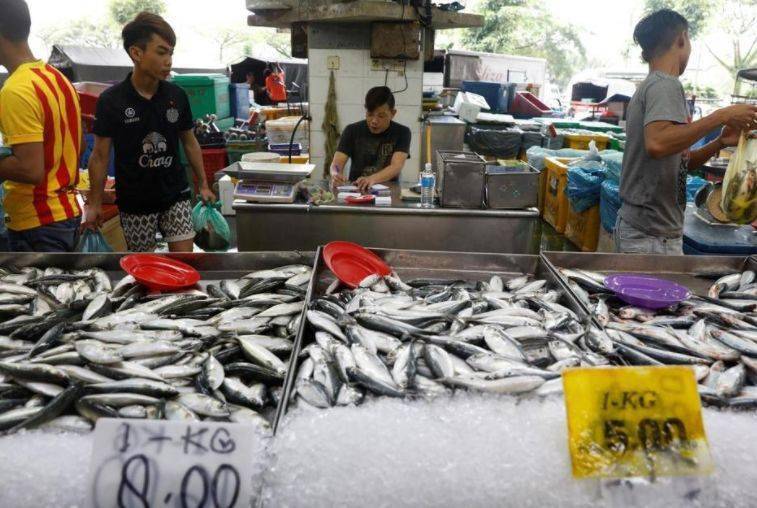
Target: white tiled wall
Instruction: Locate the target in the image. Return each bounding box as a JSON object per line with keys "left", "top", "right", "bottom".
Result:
{"left": 308, "top": 48, "right": 423, "bottom": 182}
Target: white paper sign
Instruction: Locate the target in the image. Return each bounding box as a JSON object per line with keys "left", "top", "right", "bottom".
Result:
{"left": 87, "top": 418, "right": 257, "bottom": 508}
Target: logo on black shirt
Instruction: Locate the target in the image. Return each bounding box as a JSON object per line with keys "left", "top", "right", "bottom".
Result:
{"left": 124, "top": 107, "right": 140, "bottom": 124}
{"left": 139, "top": 132, "right": 173, "bottom": 169}
{"left": 166, "top": 107, "right": 179, "bottom": 124}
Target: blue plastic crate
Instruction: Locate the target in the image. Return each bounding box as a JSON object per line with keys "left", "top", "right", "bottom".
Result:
{"left": 461, "top": 81, "right": 516, "bottom": 114}
{"left": 80, "top": 133, "right": 115, "bottom": 177}
{"left": 229, "top": 83, "right": 251, "bottom": 120}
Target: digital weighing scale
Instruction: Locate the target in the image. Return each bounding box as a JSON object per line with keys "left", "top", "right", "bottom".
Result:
{"left": 223, "top": 161, "right": 316, "bottom": 204}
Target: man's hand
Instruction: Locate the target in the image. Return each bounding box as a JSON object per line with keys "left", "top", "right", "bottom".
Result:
{"left": 355, "top": 175, "right": 377, "bottom": 193}
{"left": 330, "top": 164, "right": 347, "bottom": 188}
{"left": 720, "top": 124, "right": 757, "bottom": 148}
{"left": 719, "top": 104, "right": 757, "bottom": 132}
{"left": 720, "top": 124, "right": 741, "bottom": 147}
{"left": 81, "top": 203, "right": 103, "bottom": 232}
{"left": 198, "top": 184, "right": 216, "bottom": 204}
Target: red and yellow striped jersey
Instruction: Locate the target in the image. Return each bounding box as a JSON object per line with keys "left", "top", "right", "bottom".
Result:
{"left": 0, "top": 61, "right": 81, "bottom": 231}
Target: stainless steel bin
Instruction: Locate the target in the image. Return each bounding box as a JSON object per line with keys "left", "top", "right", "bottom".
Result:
{"left": 485, "top": 162, "right": 539, "bottom": 209}
{"left": 436, "top": 150, "right": 487, "bottom": 209}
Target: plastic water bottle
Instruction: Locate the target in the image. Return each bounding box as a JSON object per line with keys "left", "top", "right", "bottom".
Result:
{"left": 420, "top": 163, "right": 435, "bottom": 208}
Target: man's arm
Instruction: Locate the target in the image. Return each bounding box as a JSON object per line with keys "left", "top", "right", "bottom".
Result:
{"left": 82, "top": 135, "right": 111, "bottom": 228}
{"left": 330, "top": 151, "right": 349, "bottom": 187}
{"left": 179, "top": 129, "right": 215, "bottom": 203}
{"left": 0, "top": 143, "right": 45, "bottom": 185}
{"left": 645, "top": 103, "right": 757, "bottom": 159}
{"left": 355, "top": 152, "right": 408, "bottom": 192}
{"left": 687, "top": 137, "right": 723, "bottom": 171}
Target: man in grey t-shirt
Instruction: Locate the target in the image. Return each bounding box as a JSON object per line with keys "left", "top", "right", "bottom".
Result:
{"left": 617, "top": 9, "right": 757, "bottom": 254}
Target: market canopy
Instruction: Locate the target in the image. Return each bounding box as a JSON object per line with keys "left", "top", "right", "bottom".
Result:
{"left": 229, "top": 52, "right": 308, "bottom": 100}
{"left": 48, "top": 45, "right": 225, "bottom": 83}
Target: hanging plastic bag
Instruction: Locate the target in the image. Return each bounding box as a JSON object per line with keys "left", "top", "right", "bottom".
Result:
{"left": 720, "top": 131, "right": 757, "bottom": 224}
{"left": 566, "top": 160, "right": 606, "bottom": 212}
{"left": 192, "top": 201, "right": 231, "bottom": 252}
{"left": 76, "top": 229, "right": 113, "bottom": 253}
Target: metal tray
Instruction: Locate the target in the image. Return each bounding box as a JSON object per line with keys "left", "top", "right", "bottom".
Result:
{"left": 0, "top": 252, "right": 315, "bottom": 284}
{"left": 0, "top": 251, "right": 317, "bottom": 435}
{"left": 273, "top": 248, "right": 590, "bottom": 431}
{"left": 222, "top": 161, "right": 315, "bottom": 183}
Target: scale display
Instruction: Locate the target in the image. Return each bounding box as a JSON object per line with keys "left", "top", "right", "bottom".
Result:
{"left": 233, "top": 181, "right": 298, "bottom": 203}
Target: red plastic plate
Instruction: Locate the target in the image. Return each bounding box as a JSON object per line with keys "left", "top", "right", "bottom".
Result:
{"left": 120, "top": 254, "right": 201, "bottom": 291}
{"left": 323, "top": 241, "right": 391, "bottom": 288}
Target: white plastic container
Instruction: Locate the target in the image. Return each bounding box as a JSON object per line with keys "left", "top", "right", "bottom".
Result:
{"left": 218, "top": 175, "right": 236, "bottom": 216}
{"left": 266, "top": 116, "right": 310, "bottom": 151}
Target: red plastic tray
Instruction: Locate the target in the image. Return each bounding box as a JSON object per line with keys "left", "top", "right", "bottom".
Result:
{"left": 323, "top": 241, "right": 391, "bottom": 288}
{"left": 120, "top": 254, "right": 201, "bottom": 291}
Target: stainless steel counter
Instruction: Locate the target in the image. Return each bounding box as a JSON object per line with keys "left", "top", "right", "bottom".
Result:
{"left": 233, "top": 180, "right": 541, "bottom": 253}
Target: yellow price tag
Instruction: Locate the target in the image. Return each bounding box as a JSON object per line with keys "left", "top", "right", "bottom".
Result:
{"left": 563, "top": 366, "right": 713, "bottom": 479}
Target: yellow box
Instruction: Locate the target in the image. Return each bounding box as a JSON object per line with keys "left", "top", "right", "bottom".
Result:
{"left": 563, "top": 366, "right": 713, "bottom": 479}
{"left": 564, "top": 133, "right": 610, "bottom": 151}
{"left": 565, "top": 203, "right": 601, "bottom": 252}
{"left": 260, "top": 107, "right": 291, "bottom": 121}
{"left": 542, "top": 157, "right": 578, "bottom": 232}
{"left": 278, "top": 154, "right": 310, "bottom": 164}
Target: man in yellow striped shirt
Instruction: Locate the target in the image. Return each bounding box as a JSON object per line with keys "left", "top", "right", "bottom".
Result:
{"left": 0, "top": 0, "right": 82, "bottom": 252}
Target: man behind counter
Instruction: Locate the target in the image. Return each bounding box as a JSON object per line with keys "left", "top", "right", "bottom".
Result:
{"left": 330, "top": 86, "right": 411, "bottom": 193}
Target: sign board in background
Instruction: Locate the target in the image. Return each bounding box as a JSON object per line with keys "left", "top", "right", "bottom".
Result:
{"left": 87, "top": 419, "right": 258, "bottom": 508}
{"left": 563, "top": 366, "right": 713, "bottom": 480}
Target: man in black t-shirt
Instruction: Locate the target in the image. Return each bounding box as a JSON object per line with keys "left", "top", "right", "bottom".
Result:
{"left": 84, "top": 12, "right": 215, "bottom": 252}
{"left": 331, "top": 86, "right": 411, "bottom": 193}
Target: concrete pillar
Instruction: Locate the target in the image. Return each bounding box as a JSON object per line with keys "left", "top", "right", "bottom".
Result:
{"left": 307, "top": 23, "right": 423, "bottom": 182}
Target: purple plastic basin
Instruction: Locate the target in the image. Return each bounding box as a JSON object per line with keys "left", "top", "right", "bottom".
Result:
{"left": 603, "top": 274, "right": 691, "bottom": 310}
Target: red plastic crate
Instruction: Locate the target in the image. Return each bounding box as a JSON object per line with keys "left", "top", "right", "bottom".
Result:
{"left": 193, "top": 148, "right": 228, "bottom": 191}
{"left": 78, "top": 91, "right": 99, "bottom": 117}
{"left": 511, "top": 92, "right": 552, "bottom": 117}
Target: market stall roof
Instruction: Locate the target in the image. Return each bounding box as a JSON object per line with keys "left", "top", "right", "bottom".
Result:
{"left": 737, "top": 68, "right": 757, "bottom": 82}
{"left": 48, "top": 45, "right": 226, "bottom": 83}
{"left": 246, "top": 0, "right": 483, "bottom": 29}
{"left": 228, "top": 52, "right": 308, "bottom": 99}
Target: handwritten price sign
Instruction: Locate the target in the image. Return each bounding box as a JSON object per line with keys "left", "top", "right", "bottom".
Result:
{"left": 563, "top": 366, "right": 713, "bottom": 479}
{"left": 87, "top": 419, "right": 258, "bottom": 508}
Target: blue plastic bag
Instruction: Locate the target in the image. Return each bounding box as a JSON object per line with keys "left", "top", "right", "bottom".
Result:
{"left": 600, "top": 179, "right": 621, "bottom": 233}
{"left": 192, "top": 201, "right": 231, "bottom": 252}
{"left": 600, "top": 150, "right": 624, "bottom": 183}
{"left": 566, "top": 160, "right": 606, "bottom": 212}
{"left": 686, "top": 176, "right": 707, "bottom": 203}
{"left": 76, "top": 230, "right": 113, "bottom": 253}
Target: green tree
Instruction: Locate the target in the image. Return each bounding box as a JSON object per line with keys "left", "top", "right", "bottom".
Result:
{"left": 109, "top": 0, "right": 167, "bottom": 26}
{"left": 643, "top": 0, "right": 714, "bottom": 39}
{"left": 462, "top": 0, "right": 585, "bottom": 87}
{"left": 38, "top": 19, "right": 120, "bottom": 48}
{"left": 706, "top": 0, "right": 757, "bottom": 96}
{"left": 645, "top": 0, "right": 757, "bottom": 95}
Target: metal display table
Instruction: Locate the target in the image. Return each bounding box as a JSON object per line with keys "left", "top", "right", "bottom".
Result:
{"left": 233, "top": 180, "right": 541, "bottom": 253}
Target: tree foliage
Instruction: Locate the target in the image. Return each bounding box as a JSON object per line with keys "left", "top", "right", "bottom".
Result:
{"left": 109, "top": 0, "right": 167, "bottom": 26}
{"left": 645, "top": 0, "right": 757, "bottom": 95}
{"left": 37, "top": 19, "right": 120, "bottom": 48}
{"left": 39, "top": 0, "right": 168, "bottom": 48}
{"left": 643, "top": 0, "right": 714, "bottom": 39}
{"left": 462, "top": 0, "right": 585, "bottom": 87}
